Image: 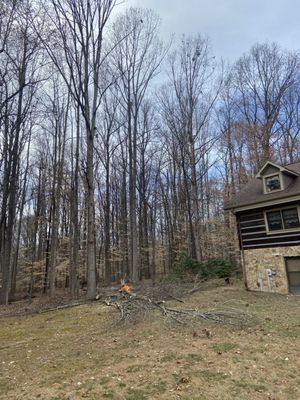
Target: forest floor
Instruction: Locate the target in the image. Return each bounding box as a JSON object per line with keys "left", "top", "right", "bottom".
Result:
{"left": 0, "top": 280, "right": 299, "bottom": 400}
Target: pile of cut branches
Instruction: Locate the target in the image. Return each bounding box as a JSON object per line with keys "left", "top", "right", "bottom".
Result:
{"left": 102, "top": 293, "right": 257, "bottom": 327}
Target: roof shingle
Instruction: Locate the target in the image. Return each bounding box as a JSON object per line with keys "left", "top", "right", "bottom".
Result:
{"left": 224, "top": 161, "right": 300, "bottom": 210}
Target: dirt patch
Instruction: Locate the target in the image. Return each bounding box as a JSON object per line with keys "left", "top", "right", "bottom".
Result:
{"left": 1, "top": 282, "right": 299, "bottom": 400}
{"left": 0, "top": 295, "right": 76, "bottom": 317}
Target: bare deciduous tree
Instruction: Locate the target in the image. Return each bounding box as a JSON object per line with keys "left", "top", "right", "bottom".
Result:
{"left": 233, "top": 42, "right": 299, "bottom": 170}
{"left": 111, "top": 7, "right": 164, "bottom": 281}
{"left": 38, "top": 0, "right": 118, "bottom": 298}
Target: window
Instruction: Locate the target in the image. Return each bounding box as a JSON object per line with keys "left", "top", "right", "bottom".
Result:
{"left": 266, "top": 210, "right": 283, "bottom": 230}
{"left": 285, "top": 257, "right": 300, "bottom": 294}
{"left": 265, "top": 207, "right": 300, "bottom": 232}
{"left": 264, "top": 174, "right": 281, "bottom": 192}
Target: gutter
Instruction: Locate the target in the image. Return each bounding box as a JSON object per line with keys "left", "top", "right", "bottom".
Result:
{"left": 225, "top": 194, "right": 300, "bottom": 214}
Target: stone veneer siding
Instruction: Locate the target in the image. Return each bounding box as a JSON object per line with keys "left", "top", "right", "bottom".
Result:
{"left": 242, "top": 246, "right": 300, "bottom": 294}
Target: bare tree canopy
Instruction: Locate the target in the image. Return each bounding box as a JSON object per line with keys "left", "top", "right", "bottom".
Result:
{"left": 1, "top": 1, "right": 300, "bottom": 304}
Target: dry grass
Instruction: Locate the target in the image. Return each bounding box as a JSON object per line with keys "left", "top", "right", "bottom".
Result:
{"left": 0, "top": 282, "right": 299, "bottom": 400}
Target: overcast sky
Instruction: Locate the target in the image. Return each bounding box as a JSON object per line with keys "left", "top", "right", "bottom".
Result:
{"left": 117, "top": 0, "right": 300, "bottom": 62}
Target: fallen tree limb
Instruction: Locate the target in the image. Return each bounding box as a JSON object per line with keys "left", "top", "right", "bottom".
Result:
{"left": 102, "top": 294, "right": 257, "bottom": 327}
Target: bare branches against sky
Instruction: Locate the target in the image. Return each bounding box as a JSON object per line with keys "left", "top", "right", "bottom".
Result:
{"left": 120, "top": 0, "right": 300, "bottom": 61}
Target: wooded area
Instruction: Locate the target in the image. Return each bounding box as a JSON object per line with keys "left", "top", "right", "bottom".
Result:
{"left": 1, "top": 0, "right": 300, "bottom": 304}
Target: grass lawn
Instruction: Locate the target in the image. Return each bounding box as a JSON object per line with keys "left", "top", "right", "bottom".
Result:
{"left": 0, "top": 282, "right": 299, "bottom": 400}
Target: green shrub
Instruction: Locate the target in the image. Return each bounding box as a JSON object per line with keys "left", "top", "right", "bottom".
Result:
{"left": 205, "top": 258, "right": 233, "bottom": 278}
{"left": 169, "top": 254, "right": 233, "bottom": 281}
{"left": 170, "top": 253, "right": 202, "bottom": 280}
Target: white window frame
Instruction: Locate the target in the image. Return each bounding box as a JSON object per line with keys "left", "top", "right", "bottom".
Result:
{"left": 263, "top": 172, "right": 283, "bottom": 194}
{"left": 264, "top": 205, "right": 300, "bottom": 234}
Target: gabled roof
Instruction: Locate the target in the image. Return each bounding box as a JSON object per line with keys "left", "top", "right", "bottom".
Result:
{"left": 255, "top": 161, "right": 299, "bottom": 179}
{"left": 224, "top": 161, "right": 300, "bottom": 212}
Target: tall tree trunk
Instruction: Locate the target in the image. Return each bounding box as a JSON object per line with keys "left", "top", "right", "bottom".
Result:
{"left": 86, "top": 124, "right": 97, "bottom": 298}
{"left": 69, "top": 107, "right": 80, "bottom": 297}
{"left": 0, "top": 56, "right": 26, "bottom": 304}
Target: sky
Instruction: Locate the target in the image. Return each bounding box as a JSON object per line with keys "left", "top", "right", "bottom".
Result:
{"left": 116, "top": 0, "right": 300, "bottom": 62}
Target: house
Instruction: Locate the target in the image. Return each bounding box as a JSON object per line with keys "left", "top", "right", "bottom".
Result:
{"left": 225, "top": 161, "right": 300, "bottom": 294}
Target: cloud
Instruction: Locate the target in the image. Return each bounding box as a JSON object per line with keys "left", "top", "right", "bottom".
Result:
{"left": 118, "top": 0, "right": 300, "bottom": 61}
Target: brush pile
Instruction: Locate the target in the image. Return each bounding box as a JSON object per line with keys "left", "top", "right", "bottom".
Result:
{"left": 101, "top": 289, "right": 257, "bottom": 327}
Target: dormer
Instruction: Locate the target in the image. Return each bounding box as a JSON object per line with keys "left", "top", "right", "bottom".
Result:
{"left": 256, "top": 161, "right": 299, "bottom": 194}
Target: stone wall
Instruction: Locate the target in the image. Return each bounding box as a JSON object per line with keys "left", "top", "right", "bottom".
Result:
{"left": 243, "top": 246, "right": 300, "bottom": 294}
